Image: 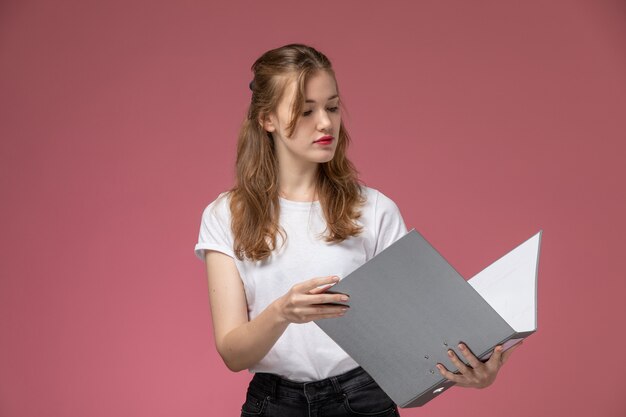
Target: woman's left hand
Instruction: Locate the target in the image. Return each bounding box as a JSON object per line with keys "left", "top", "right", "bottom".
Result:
{"left": 436, "top": 341, "right": 522, "bottom": 389}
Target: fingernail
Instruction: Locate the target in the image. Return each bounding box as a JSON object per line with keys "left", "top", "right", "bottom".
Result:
{"left": 340, "top": 296, "right": 349, "bottom": 301}
{"left": 436, "top": 364, "right": 443, "bottom": 370}
{"left": 447, "top": 350, "right": 453, "bottom": 357}
{"left": 458, "top": 343, "right": 465, "bottom": 350}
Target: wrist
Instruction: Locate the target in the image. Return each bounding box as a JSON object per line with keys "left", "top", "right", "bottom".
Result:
{"left": 270, "top": 297, "right": 289, "bottom": 325}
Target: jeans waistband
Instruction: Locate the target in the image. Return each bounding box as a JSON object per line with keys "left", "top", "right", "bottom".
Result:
{"left": 249, "top": 366, "right": 374, "bottom": 402}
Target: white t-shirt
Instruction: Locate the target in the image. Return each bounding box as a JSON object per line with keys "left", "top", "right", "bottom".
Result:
{"left": 194, "top": 185, "right": 408, "bottom": 381}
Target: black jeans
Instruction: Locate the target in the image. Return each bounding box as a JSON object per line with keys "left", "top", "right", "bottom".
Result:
{"left": 240, "top": 366, "right": 400, "bottom": 417}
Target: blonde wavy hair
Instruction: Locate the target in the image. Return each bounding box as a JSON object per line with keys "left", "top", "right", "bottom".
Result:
{"left": 229, "top": 43, "right": 365, "bottom": 261}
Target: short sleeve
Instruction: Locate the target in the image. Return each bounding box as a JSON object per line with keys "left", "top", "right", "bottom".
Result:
{"left": 373, "top": 190, "right": 408, "bottom": 256}
{"left": 194, "top": 193, "right": 236, "bottom": 261}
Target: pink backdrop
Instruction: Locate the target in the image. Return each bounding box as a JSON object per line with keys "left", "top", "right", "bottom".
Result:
{"left": 1, "top": 0, "right": 625, "bottom": 416}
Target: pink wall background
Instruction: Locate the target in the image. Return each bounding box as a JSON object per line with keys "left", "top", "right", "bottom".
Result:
{"left": 1, "top": 0, "right": 625, "bottom": 416}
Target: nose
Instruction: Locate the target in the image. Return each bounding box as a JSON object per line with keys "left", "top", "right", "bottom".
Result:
{"left": 316, "top": 108, "right": 332, "bottom": 132}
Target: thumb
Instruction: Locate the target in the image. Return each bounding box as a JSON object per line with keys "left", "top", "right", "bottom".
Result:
{"left": 501, "top": 341, "right": 523, "bottom": 365}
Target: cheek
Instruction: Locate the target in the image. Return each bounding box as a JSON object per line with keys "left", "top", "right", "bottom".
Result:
{"left": 333, "top": 115, "right": 342, "bottom": 132}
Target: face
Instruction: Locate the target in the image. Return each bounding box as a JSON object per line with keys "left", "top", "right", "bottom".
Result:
{"left": 262, "top": 71, "right": 341, "bottom": 170}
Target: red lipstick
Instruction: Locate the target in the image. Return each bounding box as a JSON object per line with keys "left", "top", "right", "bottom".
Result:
{"left": 314, "top": 135, "right": 334, "bottom": 145}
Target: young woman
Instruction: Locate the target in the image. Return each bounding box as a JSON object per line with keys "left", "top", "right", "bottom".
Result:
{"left": 194, "top": 43, "right": 519, "bottom": 417}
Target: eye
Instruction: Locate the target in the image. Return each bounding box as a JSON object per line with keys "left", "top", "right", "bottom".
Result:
{"left": 327, "top": 106, "right": 339, "bottom": 113}
{"left": 302, "top": 110, "right": 313, "bottom": 116}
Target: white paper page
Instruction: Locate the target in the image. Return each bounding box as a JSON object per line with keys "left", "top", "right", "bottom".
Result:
{"left": 468, "top": 231, "right": 542, "bottom": 333}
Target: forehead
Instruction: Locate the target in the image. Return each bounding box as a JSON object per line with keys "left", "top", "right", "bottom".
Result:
{"left": 303, "top": 71, "right": 338, "bottom": 100}
{"left": 279, "top": 71, "right": 338, "bottom": 106}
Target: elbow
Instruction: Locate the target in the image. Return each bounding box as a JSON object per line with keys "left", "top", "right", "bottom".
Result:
{"left": 224, "top": 359, "right": 245, "bottom": 373}
{"left": 221, "top": 354, "right": 246, "bottom": 373}
{"left": 217, "top": 345, "right": 246, "bottom": 373}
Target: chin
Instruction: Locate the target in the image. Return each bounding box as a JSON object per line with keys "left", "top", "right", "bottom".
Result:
{"left": 313, "top": 153, "right": 336, "bottom": 164}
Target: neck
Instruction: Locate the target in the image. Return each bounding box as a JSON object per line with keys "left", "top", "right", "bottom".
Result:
{"left": 277, "top": 161, "right": 319, "bottom": 202}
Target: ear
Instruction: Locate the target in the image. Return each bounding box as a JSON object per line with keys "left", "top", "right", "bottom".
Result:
{"left": 259, "top": 113, "right": 276, "bottom": 133}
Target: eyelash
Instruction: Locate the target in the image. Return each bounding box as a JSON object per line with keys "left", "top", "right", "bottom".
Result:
{"left": 303, "top": 107, "right": 339, "bottom": 117}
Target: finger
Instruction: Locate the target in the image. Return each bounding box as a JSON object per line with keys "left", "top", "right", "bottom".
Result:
{"left": 308, "top": 283, "right": 337, "bottom": 295}
{"left": 486, "top": 345, "right": 504, "bottom": 369}
{"left": 303, "top": 276, "right": 340, "bottom": 293}
{"left": 447, "top": 349, "right": 472, "bottom": 375}
{"left": 436, "top": 363, "right": 464, "bottom": 384}
{"left": 310, "top": 310, "right": 349, "bottom": 320}
{"left": 501, "top": 341, "right": 523, "bottom": 365}
{"left": 288, "top": 304, "right": 347, "bottom": 323}
{"left": 301, "top": 305, "right": 348, "bottom": 316}
{"left": 458, "top": 343, "right": 482, "bottom": 369}
{"left": 311, "top": 293, "right": 350, "bottom": 305}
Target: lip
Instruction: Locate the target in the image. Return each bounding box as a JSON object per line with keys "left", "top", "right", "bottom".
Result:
{"left": 313, "top": 135, "right": 335, "bottom": 144}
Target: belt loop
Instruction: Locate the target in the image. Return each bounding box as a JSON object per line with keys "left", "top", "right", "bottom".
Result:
{"left": 330, "top": 376, "right": 342, "bottom": 394}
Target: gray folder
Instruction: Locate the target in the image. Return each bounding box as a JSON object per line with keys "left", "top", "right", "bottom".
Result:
{"left": 315, "top": 229, "right": 542, "bottom": 408}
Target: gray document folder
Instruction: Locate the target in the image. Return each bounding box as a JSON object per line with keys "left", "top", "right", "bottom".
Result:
{"left": 315, "top": 229, "right": 542, "bottom": 408}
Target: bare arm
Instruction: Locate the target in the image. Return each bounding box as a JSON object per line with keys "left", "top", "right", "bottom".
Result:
{"left": 204, "top": 250, "right": 350, "bottom": 372}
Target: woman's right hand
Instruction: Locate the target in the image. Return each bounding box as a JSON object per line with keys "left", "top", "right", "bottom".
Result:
{"left": 274, "top": 275, "right": 350, "bottom": 324}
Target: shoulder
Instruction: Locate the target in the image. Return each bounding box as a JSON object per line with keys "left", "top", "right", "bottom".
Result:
{"left": 359, "top": 184, "right": 406, "bottom": 232}
{"left": 359, "top": 186, "right": 407, "bottom": 255}
{"left": 201, "top": 191, "right": 232, "bottom": 224}
{"left": 359, "top": 185, "right": 401, "bottom": 214}
{"left": 196, "top": 191, "right": 236, "bottom": 261}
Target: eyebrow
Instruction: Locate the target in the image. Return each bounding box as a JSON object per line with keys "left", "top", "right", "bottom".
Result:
{"left": 305, "top": 94, "right": 339, "bottom": 103}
